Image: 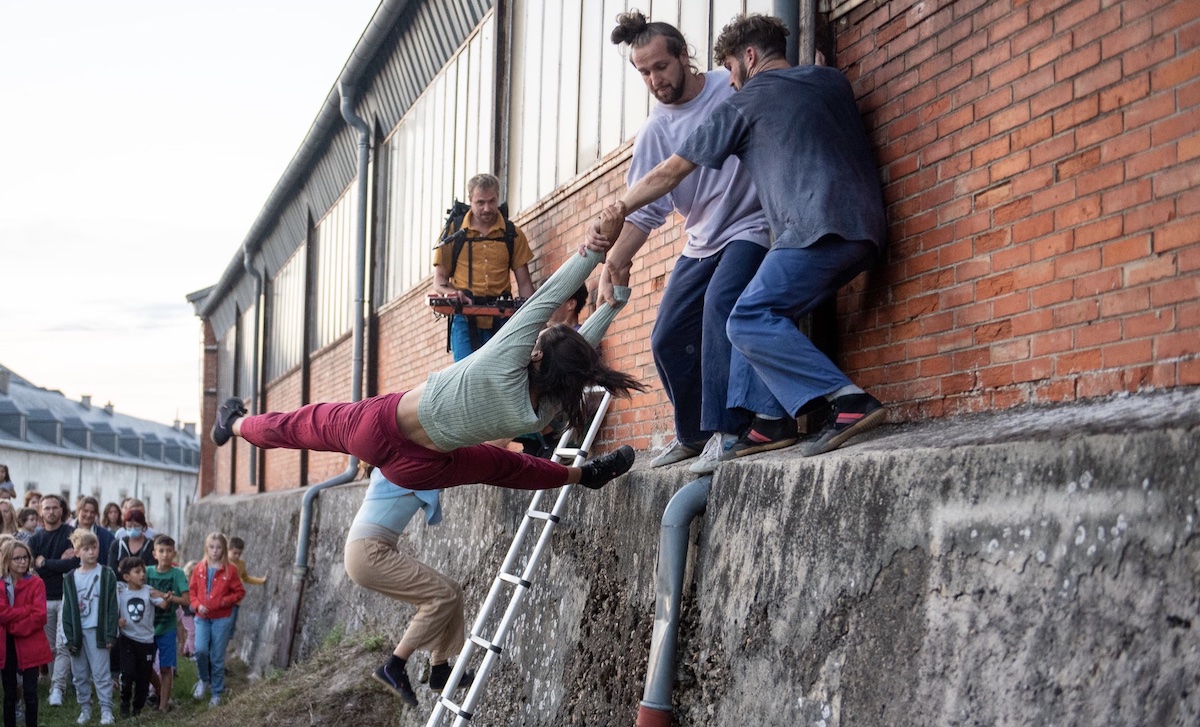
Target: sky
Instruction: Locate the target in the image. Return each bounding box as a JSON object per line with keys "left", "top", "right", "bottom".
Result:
{"left": 0, "top": 0, "right": 383, "bottom": 428}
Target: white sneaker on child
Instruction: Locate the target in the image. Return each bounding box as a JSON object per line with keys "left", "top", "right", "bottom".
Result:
{"left": 209, "top": 694, "right": 221, "bottom": 707}
{"left": 49, "top": 688, "right": 64, "bottom": 706}
{"left": 193, "top": 680, "right": 207, "bottom": 699}
{"left": 100, "top": 708, "right": 115, "bottom": 725}
{"left": 76, "top": 706, "right": 92, "bottom": 724}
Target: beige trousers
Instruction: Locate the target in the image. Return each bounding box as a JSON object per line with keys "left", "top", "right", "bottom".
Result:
{"left": 343, "top": 537, "right": 466, "bottom": 662}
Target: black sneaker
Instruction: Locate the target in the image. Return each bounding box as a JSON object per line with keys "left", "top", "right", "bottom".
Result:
{"left": 373, "top": 663, "right": 418, "bottom": 706}
{"left": 579, "top": 445, "right": 636, "bottom": 489}
{"left": 211, "top": 397, "right": 247, "bottom": 446}
{"left": 429, "top": 667, "right": 475, "bottom": 692}
{"left": 719, "top": 416, "right": 799, "bottom": 461}
{"left": 803, "top": 393, "right": 885, "bottom": 457}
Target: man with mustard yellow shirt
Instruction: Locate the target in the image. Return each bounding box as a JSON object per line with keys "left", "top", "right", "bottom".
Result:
{"left": 432, "top": 173, "right": 535, "bottom": 361}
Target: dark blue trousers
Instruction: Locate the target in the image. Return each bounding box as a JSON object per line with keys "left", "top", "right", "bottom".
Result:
{"left": 727, "top": 236, "right": 875, "bottom": 417}
{"left": 651, "top": 240, "right": 768, "bottom": 443}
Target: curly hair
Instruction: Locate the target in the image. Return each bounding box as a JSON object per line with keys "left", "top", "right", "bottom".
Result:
{"left": 530, "top": 324, "right": 645, "bottom": 433}
{"left": 713, "top": 14, "right": 788, "bottom": 65}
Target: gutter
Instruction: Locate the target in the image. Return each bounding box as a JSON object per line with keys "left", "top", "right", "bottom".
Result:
{"left": 199, "top": 0, "right": 414, "bottom": 320}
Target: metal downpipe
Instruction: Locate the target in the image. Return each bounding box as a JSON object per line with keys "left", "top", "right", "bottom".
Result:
{"left": 241, "top": 251, "right": 263, "bottom": 490}
{"left": 282, "top": 82, "right": 372, "bottom": 667}
{"left": 636, "top": 476, "right": 711, "bottom": 727}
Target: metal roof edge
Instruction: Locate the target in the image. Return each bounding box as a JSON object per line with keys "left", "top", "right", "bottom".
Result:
{"left": 0, "top": 441, "right": 200, "bottom": 476}
{"left": 198, "top": 0, "right": 418, "bottom": 320}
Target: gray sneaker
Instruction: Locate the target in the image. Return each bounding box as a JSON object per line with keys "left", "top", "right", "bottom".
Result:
{"left": 688, "top": 432, "right": 738, "bottom": 474}
{"left": 648, "top": 438, "right": 703, "bottom": 468}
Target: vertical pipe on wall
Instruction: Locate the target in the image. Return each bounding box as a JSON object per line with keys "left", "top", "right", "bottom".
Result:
{"left": 283, "top": 81, "right": 372, "bottom": 668}
{"left": 242, "top": 252, "right": 263, "bottom": 490}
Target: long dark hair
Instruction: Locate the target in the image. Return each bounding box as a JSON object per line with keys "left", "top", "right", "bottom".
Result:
{"left": 529, "top": 324, "right": 645, "bottom": 433}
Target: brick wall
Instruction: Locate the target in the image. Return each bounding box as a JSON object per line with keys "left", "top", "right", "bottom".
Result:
{"left": 206, "top": 0, "right": 1198, "bottom": 492}
{"left": 837, "top": 0, "right": 1199, "bottom": 419}
{"left": 259, "top": 368, "right": 303, "bottom": 492}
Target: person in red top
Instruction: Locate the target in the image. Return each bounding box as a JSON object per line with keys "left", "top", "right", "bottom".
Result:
{"left": 0, "top": 538, "right": 54, "bottom": 727}
{"left": 187, "top": 533, "right": 244, "bottom": 708}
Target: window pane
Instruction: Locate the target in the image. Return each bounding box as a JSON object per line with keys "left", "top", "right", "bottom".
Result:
{"left": 538, "top": 0, "right": 562, "bottom": 196}
{"left": 576, "top": 0, "right": 604, "bottom": 170}
{"left": 558, "top": 0, "right": 582, "bottom": 185}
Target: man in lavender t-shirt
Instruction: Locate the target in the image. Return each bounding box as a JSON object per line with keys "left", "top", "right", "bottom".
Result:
{"left": 596, "top": 11, "right": 771, "bottom": 473}
{"left": 592, "top": 14, "right": 889, "bottom": 459}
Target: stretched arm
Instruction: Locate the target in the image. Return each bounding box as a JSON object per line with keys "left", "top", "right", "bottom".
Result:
{"left": 597, "top": 223, "right": 651, "bottom": 306}
{"left": 588, "top": 154, "right": 696, "bottom": 264}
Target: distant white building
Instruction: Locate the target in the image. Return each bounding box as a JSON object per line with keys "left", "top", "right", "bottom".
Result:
{"left": 0, "top": 365, "right": 198, "bottom": 547}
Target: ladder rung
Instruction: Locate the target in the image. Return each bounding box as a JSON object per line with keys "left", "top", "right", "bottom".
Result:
{"left": 498, "top": 572, "right": 532, "bottom": 589}
{"left": 435, "top": 696, "right": 472, "bottom": 721}
{"left": 554, "top": 447, "right": 587, "bottom": 460}
{"left": 525, "top": 509, "right": 559, "bottom": 523}
{"left": 470, "top": 634, "right": 503, "bottom": 654}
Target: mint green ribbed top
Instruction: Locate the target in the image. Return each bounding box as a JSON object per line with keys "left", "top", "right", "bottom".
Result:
{"left": 417, "top": 248, "right": 628, "bottom": 451}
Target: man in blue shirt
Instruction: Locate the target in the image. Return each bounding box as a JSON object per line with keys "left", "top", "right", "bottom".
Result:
{"left": 592, "top": 14, "right": 888, "bottom": 458}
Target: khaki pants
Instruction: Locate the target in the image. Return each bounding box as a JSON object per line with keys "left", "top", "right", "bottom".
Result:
{"left": 343, "top": 537, "right": 466, "bottom": 663}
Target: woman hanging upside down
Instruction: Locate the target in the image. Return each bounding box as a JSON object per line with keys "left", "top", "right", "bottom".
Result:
{"left": 211, "top": 239, "right": 643, "bottom": 492}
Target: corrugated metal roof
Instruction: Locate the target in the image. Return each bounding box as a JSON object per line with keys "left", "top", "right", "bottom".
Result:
{"left": 0, "top": 365, "right": 199, "bottom": 472}
{"left": 201, "top": 0, "right": 493, "bottom": 340}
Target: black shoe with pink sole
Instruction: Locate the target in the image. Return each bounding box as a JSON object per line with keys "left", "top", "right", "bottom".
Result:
{"left": 802, "top": 393, "right": 885, "bottom": 456}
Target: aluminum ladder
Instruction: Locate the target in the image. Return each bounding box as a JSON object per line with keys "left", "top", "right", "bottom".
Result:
{"left": 424, "top": 387, "right": 614, "bottom": 726}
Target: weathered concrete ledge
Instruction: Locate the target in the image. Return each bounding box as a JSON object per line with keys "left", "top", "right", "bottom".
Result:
{"left": 186, "top": 388, "right": 1200, "bottom": 725}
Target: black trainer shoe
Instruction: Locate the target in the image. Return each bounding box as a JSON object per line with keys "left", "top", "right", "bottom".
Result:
{"left": 430, "top": 667, "right": 475, "bottom": 692}
{"left": 211, "top": 397, "right": 247, "bottom": 446}
{"left": 579, "top": 445, "right": 636, "bottom": 489}
{"left": 373, "top": 663, "right": 418, "bottom": 706}
{"left": 803, "top": 393, "right": 885, "bottom": 457}
{"left": 719, "top": 416, "right": 799, "bottom": 461}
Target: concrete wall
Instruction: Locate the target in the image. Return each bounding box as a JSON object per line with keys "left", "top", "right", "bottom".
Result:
{"left": 185, "top": 389, "right": 1200, "bottom": 725}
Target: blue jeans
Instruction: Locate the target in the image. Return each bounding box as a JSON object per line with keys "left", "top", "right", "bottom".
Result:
{"left": 727, "top": 236, "right": 875, "bottom": 417}
{"left": 651, "top": 240, "right": 768, "bottom": 442}
{"left": 450, "top": 315, "right": 498, "bottom": 361}
{"left": 194, "top": 615, "right": 234, "bottom": 696}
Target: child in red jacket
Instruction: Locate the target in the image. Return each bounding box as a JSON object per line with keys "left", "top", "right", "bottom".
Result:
{"left": 0, "top": 539, "right": 54, "bottom": 727}
{"left": 187, "top": 533, "right": 244, "bottom": 707}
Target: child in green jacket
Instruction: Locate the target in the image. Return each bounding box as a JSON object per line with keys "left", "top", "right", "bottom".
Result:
{"left": 62, "top": 529, "right": 119, "bottom": 725}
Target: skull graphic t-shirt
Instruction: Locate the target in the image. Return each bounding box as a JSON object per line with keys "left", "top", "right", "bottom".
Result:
{"left": 116, "top": 583, "right": 163, "bottom": 644}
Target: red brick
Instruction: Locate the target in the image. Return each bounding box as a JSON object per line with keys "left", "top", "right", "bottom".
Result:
{"left": 1013, "top": 356, "right": 1054, "bottom": 382}
{"left": 1102, "top": 234, "right": 1153, "bottom": 267}
{"left": 992, "top": 338, "right": 1031, "bottom": 363}
{"left": 1030, "top": 32, "right": 1075, "bottom": 73}
{"left": 994, "top": 291, "right": 1031, "bottom": 317}
{"left": 1124, "top": 199, "right": 1177, "bottom": 234}
{"left": 1053, "top": 0, "right": 1103, "bottom": 33}
{"left": 1075, "top": 268, "right": 1123, "bottom": 297}
{"left": 993, "top": 243, "right": 1033, "bottom": 270}
{"left": 1154, "top": 217, "right": 1200, "bottom": 252}
{"left": 1032, "top": 329, "right": 1074, "bottom": 355}
{"left": 1031, "top": 233, "right": 1074, "bottom": 262}
{"left": 1152, "top": 159, "right": 1200, "bottom": 197}
{"left": 1122, "top": 33, "right": 1175, "bottom": 75}
{"left": 1030, "top": 80, "right": 1075, "bottom": 118}
{"left": 1151, "top": 0, "right": 1200, "bottom": 34}
{"left": 995, "top": 196, "right": 1034, "bottom": 225}
{"left": 1099, "top": 287, "right": 1150, "bottom": 316}
{"left": 1151, "top": 48, "right": 1200, "bottom": 93}
{"left": 1100, "top": 14, "right": 1152, "bottom": 59}
{"left": 1125, "top": 308, "right": 1177, "bottom": 336}
{"left": 1125, "top": 253, "right": 1178, "bottom": 285}
{"left": 1102, "top": 340, "right": 1154, "bottom": 368}
{"left": 1099, "top": 74, "right": 1151, "bottom": 113}
{"left": 1032, "top": 280, "right": 1075, "bottom": 308}
{"left": 1101, "top": 179, "right": 1152, "bottom": 214}
{"left": 1156, "top": 330, "right": 1200, "bottom": 359}
{"left": 1056, "top": 148, "right": 1102, "bottom": 179}
{"left": 1150, "top": 276, "right": 1200, "bottom": 306}
{"left": 1012, "top": 117, "right": 1054, "bottom": 150}
{"left": 1054, "top": 195, "right": 1102, "bottom": 228}
{"left": 1057, "top": 349, "right": 1103, "bottom": 375}
{"left": 1075, "top": 319, "right": 1123, "bottom": 348}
